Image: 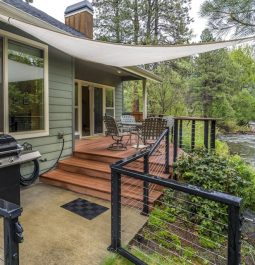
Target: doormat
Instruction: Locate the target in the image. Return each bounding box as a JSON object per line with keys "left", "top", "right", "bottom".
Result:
{"left": 61, "top": 198, "right": 109, "bottom": 220}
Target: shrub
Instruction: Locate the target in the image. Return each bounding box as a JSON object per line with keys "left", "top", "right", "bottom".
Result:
{"left": 173, "top": 149, "right": 255, "bottom": 248}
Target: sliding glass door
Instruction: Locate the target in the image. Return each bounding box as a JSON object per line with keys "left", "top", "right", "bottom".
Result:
{"left": 94, "top": 87, "right": 103, "bottom": 134}
{"left": 82, "top": 86, "right": 90, "bottom": 136}
{"left": 0, "top": 37, "right": 3, "bottom": 133}
{"left": 75, "top": 81, "right": 115, "bottom": 137}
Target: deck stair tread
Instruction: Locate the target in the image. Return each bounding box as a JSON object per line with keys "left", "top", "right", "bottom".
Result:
{"left": 59, "top": 157, "right": 169, "bottom": 177}
{"left": 41, "top": 169, "right": 161, "bottom": 203}
{"left": 59, "top": 157, "right": 111, "bottom": 173}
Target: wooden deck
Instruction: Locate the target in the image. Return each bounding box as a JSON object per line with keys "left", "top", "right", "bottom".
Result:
{"left": 75, "top": 136, "right": 175, "bottom": 165}
{"left": 41, "top": 136, "right": 175, "bottom": 204}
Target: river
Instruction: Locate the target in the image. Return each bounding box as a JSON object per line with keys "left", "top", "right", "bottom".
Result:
{"left": 219, "top": 134, "right": 255, "bottom": 167}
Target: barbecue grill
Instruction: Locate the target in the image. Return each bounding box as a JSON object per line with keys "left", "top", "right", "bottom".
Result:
{"left": 0, "top": 134, "right": 41, "bottom": 205}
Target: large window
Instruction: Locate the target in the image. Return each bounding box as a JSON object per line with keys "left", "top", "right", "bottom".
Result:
{"left": 8, "top": 40, "right": 45, "bottom": 133}
{"left": 105, "top": 87, "right": 115, "bottom": 117}
{"left": 0, "top": 37, "right": 3, "bottom": 133}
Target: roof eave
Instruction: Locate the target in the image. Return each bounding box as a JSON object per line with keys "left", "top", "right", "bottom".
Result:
{"left": 121, "top": 66, "right": 162, "bottom": 83}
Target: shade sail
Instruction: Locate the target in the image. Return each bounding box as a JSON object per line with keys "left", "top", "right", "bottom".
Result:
{"left": 0, "top": 14, "right": 254, "bottom": 67}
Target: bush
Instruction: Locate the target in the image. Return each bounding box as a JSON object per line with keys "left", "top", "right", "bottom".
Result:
{"left": 173, "top": 149, "right": 255, "bottom": 249}
{"left": 174, "top": 149, "right": 255, "bottom": 211}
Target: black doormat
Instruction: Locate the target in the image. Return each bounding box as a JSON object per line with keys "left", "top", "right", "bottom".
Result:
{"left": 61, "top": 198, "right": 109, "bottom": 220}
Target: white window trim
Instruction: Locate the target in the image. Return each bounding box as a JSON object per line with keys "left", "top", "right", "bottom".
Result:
{"left": 0, "top": 29, "right": 49, "bottom": 140}
{"left": 105, "top": 87, "right": 115, "bottom": 118}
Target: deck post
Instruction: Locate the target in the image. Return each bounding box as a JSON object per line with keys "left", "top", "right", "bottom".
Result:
{"left": 173, "top": 119, "right": 178, "bottom": 163}
{"left": 142, "top": 154, "right": 149, "bottom": 216}
{"left": 165, "top": 128, "right": 170, "bottom": 174}
{"left": 228, "top": 205, "right": 242, "bottom": 265}
{"left": 204, "top": 120, "right": 209, "bottom": 150}
{"left": 191, "top": 120, "right": 196, "bottom": 151}
{"left": 210, "top": 120, "right": 216, "bottom": 150}
{"left": 179, "top": 120, "right": 183, "bottom": 148}
{"left": 142, "top": 79, "right": 148, "bottom": 120}
{"left": 108, "top": 171, "right": 121, "bottom": 252}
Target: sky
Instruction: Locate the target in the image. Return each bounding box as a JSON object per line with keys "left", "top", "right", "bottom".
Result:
{"left": 31, "top": 0, "right": 207, "bottom": 41}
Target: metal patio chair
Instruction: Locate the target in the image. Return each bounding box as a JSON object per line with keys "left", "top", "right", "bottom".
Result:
{"left": 135, "top": 117, "right": 167, "bottom": 149}
{"left": 104, "top": 115, "right": 130, "bottom": 151}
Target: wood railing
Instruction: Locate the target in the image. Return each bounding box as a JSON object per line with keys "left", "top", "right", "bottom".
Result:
{"left": 173, "top": 117, "right": 218, "bottom": 162}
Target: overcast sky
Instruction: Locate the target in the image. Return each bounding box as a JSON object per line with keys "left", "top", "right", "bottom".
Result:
{"left": 31, "top": 0, "right": 207, "bottom": 40}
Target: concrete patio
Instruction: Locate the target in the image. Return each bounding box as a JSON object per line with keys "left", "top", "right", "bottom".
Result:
{"left": 0, "top": 183, "right": 147, "bottom": 265}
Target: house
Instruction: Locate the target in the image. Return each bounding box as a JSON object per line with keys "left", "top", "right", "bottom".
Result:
{"left": 0, "top": 0, "right": 160, "bottom": 176}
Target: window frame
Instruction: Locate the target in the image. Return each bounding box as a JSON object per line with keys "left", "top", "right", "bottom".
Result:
{"left": 105, "top": 87, "right": 115, "bottom": 118}
{"left": 0, "top": 29, "right": 49, "bottom": 140}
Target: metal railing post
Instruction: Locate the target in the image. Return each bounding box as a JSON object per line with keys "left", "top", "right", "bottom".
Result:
{"left": 191, "top": 120, "right": 196, "bottom": 150}
{"left": 173, "top": 119, "right": 179, "bottom": 163}
{"left": 108, "top": 170, "right": 121, "bottom": 252}
{"left": 204, "top": 120, "right": 209, "bottom": 150}
{"left": 142, "top": 154, "right": 149, "bottom": 216}
{"left": 0, "top": 200, "right": 23, "bottom": 265}
{"left": 210, "top": 120, "right": 216, "bottom": 150}
{"left": 165, "top": 128, "right": 170, "bottom": 174}
{"left": 228, "top": 204, "right": 242, "bottom": 265}
{"left": 179, "top": 120, "right": 183, "bottom": 148}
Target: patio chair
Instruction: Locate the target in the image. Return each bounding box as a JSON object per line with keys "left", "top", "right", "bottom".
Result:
{"left": 103, "top": 115, "right": 130, "bottom": 151}
{"left": 135, "top": 117, "right": 167, "bottom": 149}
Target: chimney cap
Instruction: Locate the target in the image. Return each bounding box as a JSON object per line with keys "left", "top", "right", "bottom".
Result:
{"left": 65, "top": 1, "right": 93, "bottom": 16}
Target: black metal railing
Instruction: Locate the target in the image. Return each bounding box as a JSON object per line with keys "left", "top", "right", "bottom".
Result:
{"left": 109, "top": 130, "right": 242, "bottom": 265}
{"left": 0, "top": 200, "right": 23, "bottom": 265}
{"left": 173, "top": 117, "right": 218, "bottom": 162}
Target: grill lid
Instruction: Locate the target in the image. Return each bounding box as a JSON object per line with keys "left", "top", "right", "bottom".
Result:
{"left": 0, "top": 135, "right": 22, "bottom": 157}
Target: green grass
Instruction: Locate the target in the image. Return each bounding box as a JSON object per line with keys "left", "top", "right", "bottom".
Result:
{"left": 102, "top": 250, "right": 193, "bottom": 265}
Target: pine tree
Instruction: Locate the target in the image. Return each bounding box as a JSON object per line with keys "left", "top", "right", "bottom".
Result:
{"left": 190, "top": 29, "right": 240, "bottom": 118}
{"left": 201, "top": 0, "right": 255, "bottom": 37}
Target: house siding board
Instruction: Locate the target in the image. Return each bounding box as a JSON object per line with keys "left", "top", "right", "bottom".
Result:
{"left": 0, "top": 22, "right": 74, "bottom": 174}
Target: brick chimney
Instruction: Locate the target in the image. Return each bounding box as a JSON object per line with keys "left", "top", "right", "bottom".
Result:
{"left": 65, "top": 0, "right": 94, "bottom": 39}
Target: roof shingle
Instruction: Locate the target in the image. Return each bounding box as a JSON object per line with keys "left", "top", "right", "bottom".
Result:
{"left": 3, "top": 0, "right": 84, "bottom": 36}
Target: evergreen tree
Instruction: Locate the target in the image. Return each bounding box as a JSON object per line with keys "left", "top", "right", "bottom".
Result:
{"left": 201, "top": 0, "right": 255, "bottom": 37}
{"left": 190, "top": 29, "right": 240, "bottom": 118}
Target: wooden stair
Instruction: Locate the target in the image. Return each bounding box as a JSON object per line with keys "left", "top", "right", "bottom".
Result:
{"left": 41, "top": 139, "right": 171, "bottom": 206}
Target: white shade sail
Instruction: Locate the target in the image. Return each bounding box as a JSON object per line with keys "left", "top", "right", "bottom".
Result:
{"left": 0, "top": 14, "right": 254, "bottom": 67}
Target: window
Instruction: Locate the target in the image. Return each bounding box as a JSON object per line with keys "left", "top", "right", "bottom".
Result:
{"left": 105, "top": 87, "right": 115, "bottom": 117}
{"left": 0, "top": 37, "right": 3, "bottom": 133}
{"left": 8, "top": 40, "right": 45, "bottom": 133}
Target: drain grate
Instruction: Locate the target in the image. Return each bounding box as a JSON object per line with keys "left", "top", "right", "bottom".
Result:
{"left": 61, "top": 198, "right": 109, "bottom": 220}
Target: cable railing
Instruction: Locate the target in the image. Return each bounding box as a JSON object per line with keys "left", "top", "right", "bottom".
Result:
{"left": 0, "top": 199, "right": 23, "bottom": 265}
{"left": 173, "top": 117, "right": 218, "bottom": 162}
{"left": 109, "top": 129, "right": 243, "bottom": 265}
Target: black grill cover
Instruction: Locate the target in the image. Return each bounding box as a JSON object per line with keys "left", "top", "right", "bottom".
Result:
{"left": 0, "top": 134, "right": 19, "bottom": 158}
